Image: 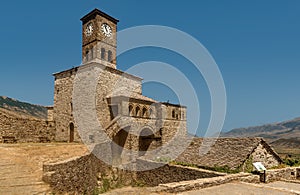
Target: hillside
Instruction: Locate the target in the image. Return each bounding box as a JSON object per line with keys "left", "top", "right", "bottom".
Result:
{"left": 0, "top": 96, "right": 47, "bottom": 119}
{"left": 222, "top": 117, "right": 300, "bottom": 158}
{"left": 222, "top": 117, "right": 300, "bottom": 142}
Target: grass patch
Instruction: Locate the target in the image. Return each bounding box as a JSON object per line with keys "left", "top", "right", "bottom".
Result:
{"left": 172, "top": 161, "right": 240, "bottom": 174}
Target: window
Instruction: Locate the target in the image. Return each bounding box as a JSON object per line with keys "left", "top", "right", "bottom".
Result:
{"left": 149, "top": 108, "right": 153, "bottom": 118}
{"left": 142, "top": 107, "right": 147, "bottom": 118}
{"left": 172, "top": 109, "right": 175, "bottom": 118}
{"left": 110, "top": 105, "right": 118, "bottom": 120}
{"left": 90, "top": 47, "right": 94, "bottom": 59}
{"left": 101, "top": 48, "right": 106, "bottom": 60}
{"left": 108, "top": 50, "right": 113, "bottom": 62}
{"left": 129, "top": 105, "right": 133, "bottom": 116}
{"left": 136, "top": 106, "right": 141, "bottom": 117}
{"left": 85, "top": 49, "right": 89, "bottom": 62}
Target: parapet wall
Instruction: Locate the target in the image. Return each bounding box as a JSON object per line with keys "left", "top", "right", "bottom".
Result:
{"left": 42, "top": 148, "right": 224, "bottom": 194}
{"left": 0, "top": 109, "right": 55, "bottom": 143}
{"left": 135, "top": 160, "right": 223, "bottom": 186}
{"left": 43, "top": 153, "right": 133, "bottom": 194}
{"left": 265, "top": 167, "right": 300, "bottom": 182}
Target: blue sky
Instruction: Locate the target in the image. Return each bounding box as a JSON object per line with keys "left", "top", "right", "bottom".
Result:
{"left": 0, "top": 0, "right": 300, "bottom": 134}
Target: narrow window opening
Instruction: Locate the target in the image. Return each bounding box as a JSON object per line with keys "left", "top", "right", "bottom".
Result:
{"left": 101, "top": 48, "right": 106, "bottom": 60}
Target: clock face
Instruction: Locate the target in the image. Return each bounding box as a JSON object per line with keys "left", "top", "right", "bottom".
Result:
{"left": 85, "top": 23, "right": 94, "bottom": 36}
{"left": 101, "top": 23, "right": 112, "bottom": 37}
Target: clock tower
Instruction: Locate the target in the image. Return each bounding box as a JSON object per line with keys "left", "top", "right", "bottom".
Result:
{"left": 81, "top": 9, "right": 119, "bottom": 68}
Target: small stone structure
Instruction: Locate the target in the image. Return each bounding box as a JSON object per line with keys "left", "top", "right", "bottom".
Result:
{"left": 176, "top": 137, "right": 282, "bottom": 171}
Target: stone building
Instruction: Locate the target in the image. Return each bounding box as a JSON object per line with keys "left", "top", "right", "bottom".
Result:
{"left": 50, "top": 9, "right": 187, "bottom": 161}
{"left": 176, "top": 137, "right": 282, "bottom": 172}
{"left": 0, "top": 8, "right": 282, "bottom": 172}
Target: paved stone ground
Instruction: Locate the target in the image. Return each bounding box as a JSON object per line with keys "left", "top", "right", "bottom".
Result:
{"left": 1, "top": 143, "right": 300, "bottom": 195}
{"left": 103, "top": 181, "right": 300, "bottom": 195}
{"left": 179, "top": 182, "right": 299, "bottom": 195}
{"left": 0, "top": 143, "right": 87, "bottom": 195}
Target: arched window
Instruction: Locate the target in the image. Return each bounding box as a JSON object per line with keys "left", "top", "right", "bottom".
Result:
{"left": 108, "top": 50, "right": 113, "bottom": 62}
{"left": 90, "top": 47, "right": 94, "bottom": 59}
{"left": 85, "top": 49, "right": 89, "bottom": 62}
{"left": 172, "top": 109, "right": 175, "bottom": 118}
{"left": 149, "top": 108, "right": 153, "bottom": 118}
{"left": 142, "top": 107, "right": 147, "bottom": 118}
{"left": 101, "top": 48, "right": 106, "bottom": 60}
{"left": 136, "top": 106, "right": 141, "bottom": 117}
{"left": 128, "top": 105, "right": 133, "bottom": 116}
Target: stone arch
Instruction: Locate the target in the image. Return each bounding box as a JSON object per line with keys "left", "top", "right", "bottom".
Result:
{"left": 139, "top": 127, "right": 155, "bottom": 156}
{"left": 149, "top": 108, "right": 153, "bottom": 118}
{"left": 112, "top": 127, "right": 129, "bottom": 165}
{"left": 128, "top": 104, "right": 134, "bottom": 116}
{"left": 85, "top": 49, "right": 89, "bottom": 62}
{"left": 135, "top": 106, "right": 141, "bottom": 117}
{"left": 69, "top": 122, "right": 75, "bottom": 142}
{"left": 142, "top": 107, "right": 148, "bottom": 118}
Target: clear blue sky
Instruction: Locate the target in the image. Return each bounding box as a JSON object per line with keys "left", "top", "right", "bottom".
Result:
{"left": 0, "top": 0, "right": 300, "bottom": 135}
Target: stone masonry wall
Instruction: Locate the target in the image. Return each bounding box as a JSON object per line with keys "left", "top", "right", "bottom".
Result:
{"left": 54, "top": 63, "right": 142, "bottom": 142}
{"left": 265, "top": 167, "right": 300, "bottom": 182}
{"left": 43, "top": 151, "right": 224, "bottom": 194}
{"left": 248, "top": 142, "right": 281, "bottom": 170}
{"left": 0, "top": 109, "right": 55, "bottom": 143}
{"left": 43, "top": 153, "right": 133, "bottom": 194}
{"left": 53, "top": 68, "right": 79, "bottom": 142}
{"left": 135, "top": 160, "right": 222, "bottom": 187}
{"left": 95, "top": 65, "right": 142, "bottom": 129}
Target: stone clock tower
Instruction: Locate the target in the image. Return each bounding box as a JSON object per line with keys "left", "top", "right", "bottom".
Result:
{"left": 81, "top": 9, "right": 119, "bottom": 68}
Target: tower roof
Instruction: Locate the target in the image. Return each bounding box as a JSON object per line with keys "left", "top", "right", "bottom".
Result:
{"left": 80, "top": 8, "right": 119, "bottom": 24}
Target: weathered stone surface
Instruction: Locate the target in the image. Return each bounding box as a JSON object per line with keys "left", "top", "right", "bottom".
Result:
{"left": 265, "top": 167, "right": 300, "bottom": 182}
{"left": 175, "top": 137, "right": 282, "bottom": 171}
{"left": 0, "top": 108, "right": 55, "bottom": 143}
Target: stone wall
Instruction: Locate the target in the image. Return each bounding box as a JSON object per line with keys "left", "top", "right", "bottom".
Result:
{"left": 53, "top": 67, "right": 79, "bottom": 142}
{"left": 265, "top": 167, "right": 300, "bottom": 182}
{"left": 0, "top": 109, "right": 55, "bottom": 143}
{"left": 42, "top": 149, "right": 225, "bottom": 194}
{"left": 43, "top": 152, "right": 133, "bottom": 194}
{"left": 135, "top": 160, "right": 223, "bottom": 187}
{"left": 53, "top": 62, "right": 143, "bottom": 142}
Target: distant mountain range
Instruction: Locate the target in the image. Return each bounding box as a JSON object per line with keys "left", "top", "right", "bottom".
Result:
{"left": 222, "top": 117, "right": 300, "bottom": 142}
{"left": 0, "top": 96, "right": 47, "bottom": 119}
{"left": 222, "top": 117, "right": 300, "bottom": 156}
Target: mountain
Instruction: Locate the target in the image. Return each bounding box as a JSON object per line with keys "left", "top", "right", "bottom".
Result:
{"left": 222, "top": 117, "right": 300, "bottom": 142}
{"left": 222, "top": 117, "right": 300, "bottom": 158}
{"left": 0, "top": 96, "right": 47, "bottom": 119}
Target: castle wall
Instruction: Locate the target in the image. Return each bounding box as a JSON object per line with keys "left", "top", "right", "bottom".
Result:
{"left": 0, "top": 110, "right": 55, "bottom": 143}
